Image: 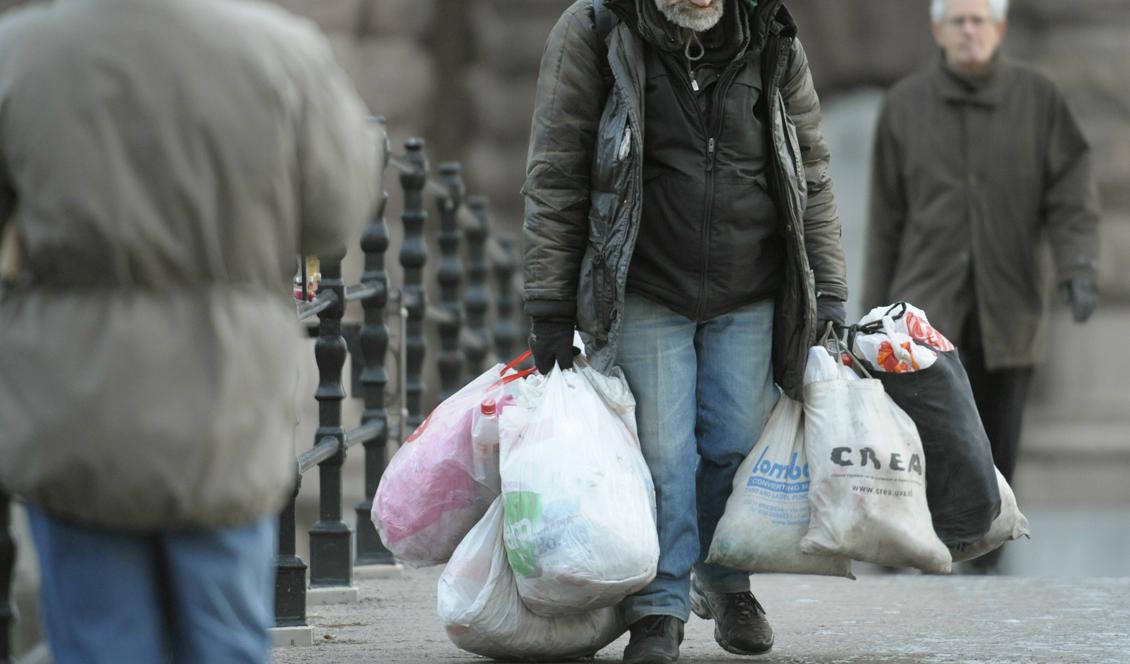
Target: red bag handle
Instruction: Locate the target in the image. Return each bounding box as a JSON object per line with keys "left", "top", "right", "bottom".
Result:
{"left": 501, "top": 349, "right": 532, "bottom": 376}
{"left": 491, "top": 349, "right": 535, "bottom": 387}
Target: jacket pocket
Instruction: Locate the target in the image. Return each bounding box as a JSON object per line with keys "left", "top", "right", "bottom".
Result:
{"left": 587, "top": 190, "right": 619, "bottom": 249}
{"left": 576, "top": 241, "right": 613, "bottom": 339}
{"left": 592, "top": 92, "right": 632, "bottom": 193}
{"left": 733, "top": 70, "right": 763, "bottom": 112}
{"left": 777, "top": 92, "right": 807, "bottom": 199}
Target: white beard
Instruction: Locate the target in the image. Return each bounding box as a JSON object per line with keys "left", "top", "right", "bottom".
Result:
{"left": 654, "top": 0, "right": 725, "bottom": 32}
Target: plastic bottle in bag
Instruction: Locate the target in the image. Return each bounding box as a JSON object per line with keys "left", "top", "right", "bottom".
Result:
{"left": 471, "top": 397, "right": 505, "bottom": 494}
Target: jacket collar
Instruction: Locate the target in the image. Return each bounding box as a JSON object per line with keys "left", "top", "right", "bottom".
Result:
{"left": 606, "top": 0, "right": 790, "bottom": 56}
{"left": 753, "top": 0, "right": 790, "bottom": 46}
{"left": 935, "top": 51, "right": 1004, "bottom": 108}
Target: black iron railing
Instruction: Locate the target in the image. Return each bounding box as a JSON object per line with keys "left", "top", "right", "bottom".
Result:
{"left": 272, "top": 134, "right": 528, "bottom": 631}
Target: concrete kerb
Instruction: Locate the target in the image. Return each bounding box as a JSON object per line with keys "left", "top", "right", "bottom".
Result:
{"left": 353, "top": 562, "right": 405, "bottom": 580}
{"left": 306, "top": 586, "right": 360, "bottom": 606}
{"left": 271, "top": 566, "right": 1130, "bottom": 664}
{"left": 270, "top": 626, "right": 313, "bottom": 648}
{"left": 271, "top": 566, "right": 401, "bottom": 649}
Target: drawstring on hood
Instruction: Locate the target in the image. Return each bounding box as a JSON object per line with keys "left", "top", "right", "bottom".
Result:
{"left": 683, "top": 28, "right": 705, "bottom": 90}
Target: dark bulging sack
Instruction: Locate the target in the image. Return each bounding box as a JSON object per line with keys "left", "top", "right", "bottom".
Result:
{"left": 871, "top": 348, "right": 1001, "bottom": 547}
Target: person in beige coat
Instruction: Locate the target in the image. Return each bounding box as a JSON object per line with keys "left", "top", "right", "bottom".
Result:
{"left": 0, "top": 0, "right": 382, "bottom": 660}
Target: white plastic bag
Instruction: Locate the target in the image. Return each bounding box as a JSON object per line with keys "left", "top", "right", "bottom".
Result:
{"left": 372, "top": 362, "right": 523, "bottom": 567}
{"left": 859, "top": 303, "right": 955, "bottom": 353}
{"left": 801, "top": 348, "right": 952, "bottom": 573}
{"left": 854, "top": 330, "right": 938, "bottom": 374}
{"left": 469, "top": 390, "right": 517, "bottom": 494}
{"left": 805, "top": 346, "right": 861, "bottom": 384}
{"left": 853, "top": 310, "right": 939, "bottom": 374}
{"left": 438, "top": 499, "right": 625, "bottom": 660}
{"left": 499, "top": 362, "right": 658, "bottom": 616}
{"left": 949, "top": 467, "right": 1031, "bottom": 562}
{"left": 708, "top": 396, "right": 853, "bottom": 577}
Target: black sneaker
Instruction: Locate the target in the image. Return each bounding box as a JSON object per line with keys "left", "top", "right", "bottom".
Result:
{"left": 689, "top": 577, "right": 774, "bottom": 655}
{"left": 622, "top": 615, "right": 684, "bottom": 664}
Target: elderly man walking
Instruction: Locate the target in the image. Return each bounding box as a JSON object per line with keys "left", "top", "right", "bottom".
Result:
{"left": 863, "top": 0, "right": 1101, "bottom": 572}
{"left": 0, "top": 0, "right": 380, "bottom": 661}
{"left": 523, "top": 0, "right": 848, "bottom": 661}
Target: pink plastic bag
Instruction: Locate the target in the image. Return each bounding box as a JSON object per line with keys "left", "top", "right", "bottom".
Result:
{"left": 372, "top": 354, "right": 532, "bottom": 567}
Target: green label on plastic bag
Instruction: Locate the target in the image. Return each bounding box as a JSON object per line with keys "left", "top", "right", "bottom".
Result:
{"left": 502, "top": 491, "right": 541, "bottom": 578}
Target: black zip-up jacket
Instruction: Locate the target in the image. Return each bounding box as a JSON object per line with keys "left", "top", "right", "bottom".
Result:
{"left": 628, "top": 2, "right": 783, "bottom": 321}
{"left": 522, "top": 0, "right": 849, "bottom": 398}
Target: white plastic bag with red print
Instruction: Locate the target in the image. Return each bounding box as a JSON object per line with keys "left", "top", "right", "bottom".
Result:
{"left": 853, "top": 303, "right": 953, "bottom": 373}
{"left": 371, "top": 354, "right": 532, "bottom": 567}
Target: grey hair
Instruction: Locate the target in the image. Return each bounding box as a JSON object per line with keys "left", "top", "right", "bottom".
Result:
{"left": 930, "top": 0, "right": 1009, "bottom": 23}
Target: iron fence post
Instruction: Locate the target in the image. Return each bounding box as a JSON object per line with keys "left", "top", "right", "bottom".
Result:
{"left": 436, "top": 162, "right": 465, "bottom": 401}
{"left": 0, "top": 492, "right": 13, "bottom": 664}
{"left": 400, "top": 139, "right": 429, "bottom": 432}
{"left": 464, "top": 196, "right": 491, "bottom": 379}
{"left": 493, "top": 234, "right": 521, "bottom": 362}
{"left": 274, "top": 480, "right": 307, "bottom": 627}
{"left": 308, "top": 256, "right": 351, "bottom": 587}
{"left": 354, "top": 182, "right": 395, "bottom": 566}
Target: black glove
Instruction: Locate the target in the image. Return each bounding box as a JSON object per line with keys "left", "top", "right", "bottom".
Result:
{"left": 816, "top": 296, "right": 847, "bottom": 331}
{"left": 529, "top": 317, "right": 579, "bottom": 374}
{"left": 1062, "top": 276, "right": 1098, "bottom": 323}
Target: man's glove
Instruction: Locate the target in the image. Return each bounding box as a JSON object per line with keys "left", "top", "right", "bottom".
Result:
{"left": 1062, "top": 276, "right": 1098, "bottom": 323}
{"left": 816, "top": 296, "right": 847, "bottom": 331}
{"left": 529, "top": 317, "right": 578, "bottom": 374}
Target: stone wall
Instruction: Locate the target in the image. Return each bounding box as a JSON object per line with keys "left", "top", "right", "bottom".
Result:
{"left": 996, "top": 0, "right": 1130, "bottom": 421}
{"left": 1008, "top": 0, "right": 1130, "bottom": 300}
{"left": 1, "top": 0, "right": 1126, "bottom": 425}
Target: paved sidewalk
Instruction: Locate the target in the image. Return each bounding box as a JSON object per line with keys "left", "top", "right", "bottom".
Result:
{"left": 271, "top": 566, "right": 1130, "bottom": 664}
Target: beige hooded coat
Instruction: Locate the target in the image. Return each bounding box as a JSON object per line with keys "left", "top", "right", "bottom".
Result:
{"left": 0, "top": 0, "right": 381, "bottom": 529}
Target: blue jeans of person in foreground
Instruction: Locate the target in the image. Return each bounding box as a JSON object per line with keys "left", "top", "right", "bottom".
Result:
{"left": 27, "top": 506, "right": 276, "bottom": 664}
{"left": 616, "top": 292, "right": 779, "bottom": 625}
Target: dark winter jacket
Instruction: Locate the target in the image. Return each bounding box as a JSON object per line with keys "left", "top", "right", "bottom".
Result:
{"left": 523, "top": 0, "right": 848, "bottom": 399}
{"left": 626, "top": 1, "right": 785, "bottom": 321}
{"left": 863, "top": 55, "right": 1100, "bottom": 367}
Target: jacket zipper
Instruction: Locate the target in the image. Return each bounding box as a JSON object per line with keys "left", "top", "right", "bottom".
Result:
{"left": 675, "top": 57, "right": 745, "bottom": 320}
{"left": 696, "top": 136, "right": 717, "bottom": 320}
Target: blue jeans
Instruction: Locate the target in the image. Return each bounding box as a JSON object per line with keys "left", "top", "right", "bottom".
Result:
{"left": 616, "top": 293, "right": 778, "bottom": 624}
{"left": 27, "top": 506, "right": 277, "bottom": 664}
